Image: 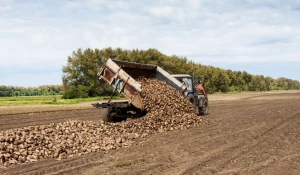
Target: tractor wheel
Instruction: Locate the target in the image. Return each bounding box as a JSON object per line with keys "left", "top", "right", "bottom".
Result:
{"left": 187, "top": 94, "right": 194, "bottom": 104}
{"left": 199, "top": 101, "right": 209, "bottom": 115}
{"left": 187, "top": 94, "right": 198, "bottom": 114}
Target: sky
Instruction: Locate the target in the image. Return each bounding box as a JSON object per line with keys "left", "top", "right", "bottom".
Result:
{"left": 0, "top": 0, "right": 300, "bottom": 87}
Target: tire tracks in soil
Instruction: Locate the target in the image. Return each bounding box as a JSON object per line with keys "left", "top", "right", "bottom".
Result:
{"left": 0, "top": 109, "right": 101, "bottom": 131}
{"left": 216, "top": 111, "right": 300, "bottom": 175}
{"left": 161, "top": 97, "right": 300, "bottom": 175}
{"left": 0, "top": 152, "right": 107, "bottom": 175}
{"left": 1, "top": 93, "right": 300, "bottom": 175}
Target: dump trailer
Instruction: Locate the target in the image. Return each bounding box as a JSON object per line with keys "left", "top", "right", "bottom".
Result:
{"left": 92, "top": 58, "right": 208, "bottom": 122}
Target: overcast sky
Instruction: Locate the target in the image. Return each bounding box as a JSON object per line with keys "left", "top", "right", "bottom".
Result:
{"left": 1, "top": 0, "right": 300, "bottom": 87}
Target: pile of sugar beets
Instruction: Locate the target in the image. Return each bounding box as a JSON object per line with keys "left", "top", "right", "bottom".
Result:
{"left": 0, "top": 78, "right": 208, "bottom": 166}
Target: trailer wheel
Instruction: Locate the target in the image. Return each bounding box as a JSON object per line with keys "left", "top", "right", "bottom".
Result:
{"left": 135, "top": 109, "right": 146, "bottom": 118}
{"left": 102, "top": 108, "right": 113, "bottom": 122}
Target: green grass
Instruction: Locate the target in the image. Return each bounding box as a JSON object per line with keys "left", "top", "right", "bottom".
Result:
{"left": 0, "top": 96, "right": 120, "bottom": 105}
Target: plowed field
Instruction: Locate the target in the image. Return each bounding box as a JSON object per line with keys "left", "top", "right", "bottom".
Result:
{"left": 0, "top": 92, "right": 299, "bottom": 175}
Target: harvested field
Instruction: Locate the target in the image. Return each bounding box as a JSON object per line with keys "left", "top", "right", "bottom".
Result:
{"left": 0, "top": 100, "right": 125, "bottom": 116}
{"left": 0, "top": 79, "right": 207, "bottom": 166}
{"left": 0, "top": 91, "right": 299, "bottom": 174}
{"left": 0, "top": 103, "right": 92, "bottom": 116}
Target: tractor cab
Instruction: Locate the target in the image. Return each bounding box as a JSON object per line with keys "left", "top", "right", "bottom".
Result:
{"left": 171, "top": 74, "right": 194, "bottom": 97}
{"left": 171, "top": 74, "right": 208, "bottom": 115}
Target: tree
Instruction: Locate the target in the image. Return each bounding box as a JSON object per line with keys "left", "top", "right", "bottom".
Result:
{"left": 62, "top": 48, "right": 113, "bottom": 98}
{"left": 61, "top": 47, "right": 300, "bottom": 98}
{"left": 265, "top": 76, "right": 274, "bottom": 91}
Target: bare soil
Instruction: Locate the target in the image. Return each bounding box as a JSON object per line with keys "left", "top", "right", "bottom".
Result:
{"left": 0, "top": 92, "right": 299, "bottom": 175}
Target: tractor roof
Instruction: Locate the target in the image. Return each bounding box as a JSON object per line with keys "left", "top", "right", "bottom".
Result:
{"left": 171, "top": 74, "right": 192, "bottom": 78}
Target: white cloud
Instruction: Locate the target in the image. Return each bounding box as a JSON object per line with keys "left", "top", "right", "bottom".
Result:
{"left": 65, "top": 1, "right": 81, "bottom": 9}
{"left": 88, "top": 0, "right": 106, "bottom": 5}
{"left": 0, "top": 5, "right": 11, "bottom": 11}
{"left": 148, "top": 6, "right": 175, "bottom": 18}
{"left": 30, "top": 32, "right": 47, "bottom": 44}
{"left": 0, "top": 0, "right": 13, "bottom": 11}
{"left": 1, "top": 0, "right": 300, "bottom": 86}
{"left": 83, "top": 31, "right": 101, "bottom": 47}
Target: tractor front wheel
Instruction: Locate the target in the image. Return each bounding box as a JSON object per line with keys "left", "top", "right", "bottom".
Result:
{"left": 199, "top": 100, "right": 208, "bottom": 115}
{"left": 187, "top": 94, "right": 194, "bottom": 104}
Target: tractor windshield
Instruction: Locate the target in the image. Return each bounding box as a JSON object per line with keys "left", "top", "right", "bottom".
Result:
{"left": 182, "top": 78, "right": 193, "bottom": 91}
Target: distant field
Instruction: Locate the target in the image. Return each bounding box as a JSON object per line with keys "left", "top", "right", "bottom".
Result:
{"left": 0, "top": 91, "right": 298, "bottom": 116}
{"left": 209, "top": 90, "right": 300, "bottom": 101}
{"left": 1, "top": 90, "right": 299, "bottom": 105}
{"left": 0, "top": 96, "right": 119, "bottom": 105}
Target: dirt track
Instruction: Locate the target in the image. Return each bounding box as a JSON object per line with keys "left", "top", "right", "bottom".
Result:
{"left": 0, "top": 92, "right": 300, "bottom": 175}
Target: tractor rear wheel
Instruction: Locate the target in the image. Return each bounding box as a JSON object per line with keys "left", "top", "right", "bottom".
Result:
{"left": 199, "top": 101, "right": 208, "bottom": 115}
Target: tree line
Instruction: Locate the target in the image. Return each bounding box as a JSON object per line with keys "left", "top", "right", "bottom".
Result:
{"left": 62, "top": 47, "right": 300, "bottom": 98}
{"left": 0, "top": 85, "right": 62, "bottom": 97}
